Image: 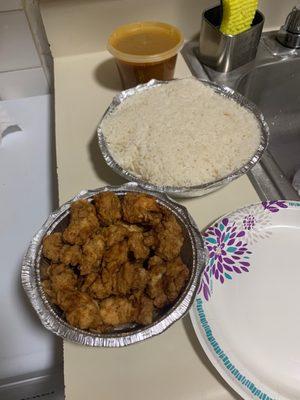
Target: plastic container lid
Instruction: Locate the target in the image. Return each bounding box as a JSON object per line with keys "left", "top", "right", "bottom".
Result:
{"left": 107, "top": 21, "right": 184, "bottom": 64}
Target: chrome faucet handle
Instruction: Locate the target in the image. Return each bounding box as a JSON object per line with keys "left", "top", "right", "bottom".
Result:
{"left": 285, "top": 5, "right": 300, "bottom": 33}
{"left": 277, "top": 5, "right": 300, "bottom": 48}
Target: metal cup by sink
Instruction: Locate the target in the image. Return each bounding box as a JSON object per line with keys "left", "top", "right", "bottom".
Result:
{"left": 198, "top": 5, "right": 264, "bottom": 73}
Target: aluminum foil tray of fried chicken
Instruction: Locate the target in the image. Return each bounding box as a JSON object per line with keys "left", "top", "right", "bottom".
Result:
{"left": 21, "top": 183, "right": 205, "bottom": 347}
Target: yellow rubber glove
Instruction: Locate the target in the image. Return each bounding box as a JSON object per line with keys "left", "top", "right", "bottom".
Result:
{"left": 220, "top": 0, "right": 259, "bottom": 35}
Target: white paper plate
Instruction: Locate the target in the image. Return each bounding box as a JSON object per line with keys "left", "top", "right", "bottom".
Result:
{"left": 190, "top": 200, "right": 300, "bottom": 400}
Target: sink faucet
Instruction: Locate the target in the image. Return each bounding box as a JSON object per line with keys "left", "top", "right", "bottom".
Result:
{"left": 277, "top": 6, "right": 300, "bottom": 48}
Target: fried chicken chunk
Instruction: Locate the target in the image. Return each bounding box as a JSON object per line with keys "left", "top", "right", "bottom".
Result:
{"left": 119, "top": 222, "right": 143, "bottom": 234}
{"left": 147, "top": 257, "right": 168, "bottom": 308}
{"left": 102, "top": 223, "right": 128, "bottom": 247}
{"left": 42, "top": 232, "right": 63, "bottom": 262}
{"left": 164, "top": 257, "right": 189, "bottom": 302}
{"left": 122, "top": 193, "right": 162, "bottom": 225}
{"left": 155, "top": 214, "right": 184, "bottom": 261}
{"left": 88, "top": 261, "right": 148, "bottom": 300}
{"left": 146, "top": 256, "right": 189, "bottom": 308}
{"left": 80, "top": 272, "right": 98, "bottom": 292}
{"left": 63, "top": 200, "right": 99, "bottom": 245}
{"left": 134, "top": 295, "right": 154, "bottom": 326}
{"left": 102, "top": 222, "right": 144, "bottom": 248}
{"left": 88, "top": 275, "right": 112, "bottom": 300}
{"left": 128, "top": 232, "right": 150, "bottom": 261}
{"left": 47, "top": 263, "right": 77, "bottom": 293}
{"left": 60, "top": 244, "right": 82, "bottom": 266}
{"left": 80, "top": 234, "right": 105, "bottom": 275}
{"left": 116, "top": 262, "right": 149, "bottom": 295}
{"left": 143, "top": 230, "right": 157, "bottom": 250}
{"left": 94, "top": 192, "right": 122, "bottom": 226}
{"left": 42, "top": 279, "right": 57, "bottom": 303}
{"left": 104, "top": 240, "right": 128, "bottom": 264}
{"left": 101, "top": 262, "right": 120, "bottom": 296}
{"left": 57, "top": 291, "right": 100, "bottom": 330}
{"left": 87, "top": 260, "right": 120, "bottom": 300}
{"left": 98, "top": 297, "right": 136, "bottom": 326}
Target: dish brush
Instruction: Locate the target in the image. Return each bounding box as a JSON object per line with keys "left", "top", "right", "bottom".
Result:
{"left": 220, "top": 0, "right": 259, "bottom": 35}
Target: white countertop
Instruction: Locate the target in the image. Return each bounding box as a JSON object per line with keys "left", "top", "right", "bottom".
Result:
{"left": 52, "top": 49, "right": 259, "bottom": 399}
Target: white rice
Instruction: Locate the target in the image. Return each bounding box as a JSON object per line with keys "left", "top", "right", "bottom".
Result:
{"left": 101, "top": 78, "right": 261, "bottom": 187}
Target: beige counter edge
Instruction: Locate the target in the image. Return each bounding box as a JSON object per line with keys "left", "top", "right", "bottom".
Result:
{"left": 53, "top": 50, "right": 258, "bottom": 400}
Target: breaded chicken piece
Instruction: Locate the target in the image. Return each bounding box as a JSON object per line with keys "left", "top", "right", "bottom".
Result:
{"left": 80, "top": 234, "right": 105, "bottom": 275}
{"left": 146, "top": 255, "right": 189, "bottom": 307}
{"left": 102, "top": 223, "right": 128, "bottom": 247}
{"left": 66, "top": 301, "right": 99, "bottom": 330}
{"left": 89, "top": 260, "right": 149, "bottom": 299}
{"left": 88, "top": 275, "right": 112, "bottom": 300}
{"left": 129, "top": 263, "right": 149, "bottom": 293}
{"left": 101, "top": 262, "right": 120, "bottom": 295}
{"left": 134, "top": 295, "right": 154, "bottom": 326}
{"left": 164, "top": 257, "right": 189, "bottom": 302}
{"left": 148, "top": 255, "right": 164, "bottom": 268}
{"left": 102, "top": 222, "right": 144, "bottom": 248}
{"left": 42, "top": 279, "right": 57, "bottom": 303}
{"left": 69, "top": 199, "right": 97, "bottom": 220}
{"left": 98, "top": 297, "right": 136, "bottom": 326}
{"left": 155, "top": 214, "right": 184, "bottom": 261}
{"left": 122, "top": 193, "right": 162, "bottom": 225}
{"left": 128, "top": 232, "right": 149, "bottom": 261}
{"left": 57, "top": 290, "right": 100, "bottom": 330}
{"left": 116, "top": 262, "right": 149, "bottom": 295}
{"left": 104, "top": 240, "right": 128, "bottom": 264}
{"left": 88, "top": 262, "right": 120, "bottom": 300}
{"left": 143, "top": 230, "right": 158, "bottom": 250}
{"left": 42, "top": 232, "right": 63, "bottom": 262}
{"left": 94, "top": 192, "right": 122, "bottom": 226}
{"left": 56, "top": 290, "right": 81, "bottom": 312}
{"left": 63, "top": 200, "right": 99, "bottom": 245}
{"left": 80, "top": 272, "right": 98, "bottom": 292}
{"left": 146, "top": 257, "right": 168, "bottom": 308}
{"left": 119, "top": 222, "right": 144, "bottom": 234}
{"left": 60, "top": 244, "right": 82, "bottom": 266}
{"left": 47, "top": 263, "right": 77, "bottom": 293}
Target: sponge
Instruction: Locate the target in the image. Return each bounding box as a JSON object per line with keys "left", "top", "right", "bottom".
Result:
{"left": 220, "top": 0, "right": 258, "bottom": 35}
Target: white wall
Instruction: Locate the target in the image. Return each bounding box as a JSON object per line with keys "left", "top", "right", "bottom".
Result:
{"left": 40, "top": 0, "right": 299, "bottom": 58}
{"left": 0, "top": 0, "right": 49, "bottom": 99}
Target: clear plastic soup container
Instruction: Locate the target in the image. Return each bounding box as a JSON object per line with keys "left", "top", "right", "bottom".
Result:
{"left": 107, "top": 21, "right": 184, "bottom": 88}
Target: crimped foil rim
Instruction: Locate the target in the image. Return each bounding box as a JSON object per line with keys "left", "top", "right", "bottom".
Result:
{"left": 97, "top": 77, "right": 270, "bottom": 198}
{"left": 21, "top": 182, "right": 205, "bottom": 347}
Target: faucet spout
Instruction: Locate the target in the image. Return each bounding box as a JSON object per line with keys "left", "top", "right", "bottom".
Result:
{"left": 277, "top": 6, "right": 300, "bottom": 48}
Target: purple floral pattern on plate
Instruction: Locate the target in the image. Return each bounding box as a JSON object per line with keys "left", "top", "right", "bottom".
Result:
{"left": 234, "top": 204, "right": 272, "bottom": 245}
{"left": 199, "top": 201, "right": 289, "bottom": 302}
{"left": 199, "top": 218, "right": 251, "bottom": 301}
{"left": 262, "top": 200, "right": 288, "bottom": 213}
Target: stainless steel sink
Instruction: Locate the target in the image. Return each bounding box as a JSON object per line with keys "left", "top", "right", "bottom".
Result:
{"left": 182, "top": 32, "right": 300, "bottom": 200}
{"left": 237, "top": 58, "right": 300, "bottom": 189}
